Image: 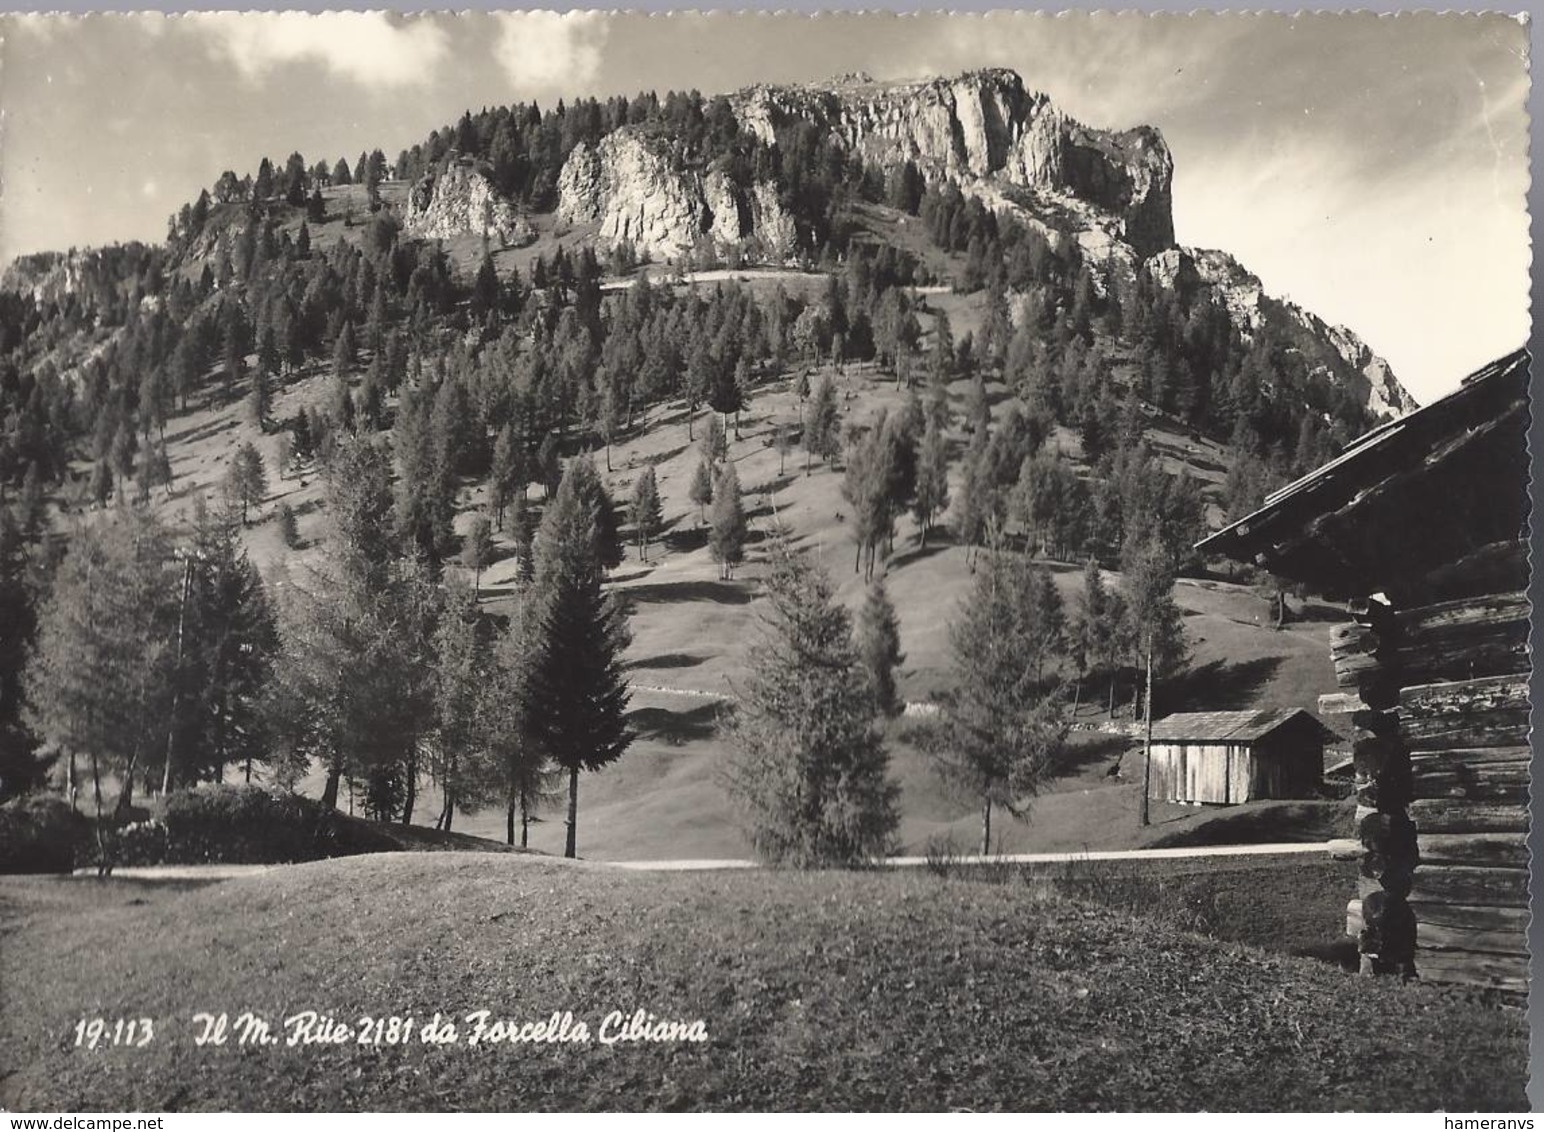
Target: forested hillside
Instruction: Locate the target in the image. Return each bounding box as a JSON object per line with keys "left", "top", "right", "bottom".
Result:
{"left": 0, "top": 71, "right": 1390, "bottom": 855}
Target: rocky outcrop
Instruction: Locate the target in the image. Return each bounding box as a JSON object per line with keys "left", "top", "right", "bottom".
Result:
{"left": 731, "top": 69, "right": 1175, "bottom": 258}
{"left": 2, "top": 251, "right": 90, "bottom": 306}
{"left": 557, "top": 131, "right": 794, "bottom": 263}
{"left": 403, "top": 161, "right": 535, "bottom": 249}
{"left": 1323, "top": 321, "right": 1420, "bottom": 417}
{"left": 1150, "top": 247, "right": 1418, "bottom": 418}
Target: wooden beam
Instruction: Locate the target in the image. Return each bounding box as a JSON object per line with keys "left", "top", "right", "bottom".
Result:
{"left": 1416, "top": 832, "right": 1530, "bottom": 868}
{"left": 1406, "top": 865, "right": 1529, "bottom": 906}
{"left": 1414, "top": 949, "right": 1528, "bottom": 993}
{"left": 1399, "top": 708, "right": 1530, "bottom": 752}
{"left": 1398, "top": 674, "right": 1529, "bottom": 717}
{"left": 1407, "top": 798, "right": 1529, "bottom": 833}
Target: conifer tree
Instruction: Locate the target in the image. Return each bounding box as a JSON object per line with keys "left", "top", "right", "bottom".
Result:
{"left": 629, "top": 465, "right": 663, "bottom": 562}
{"left": 537, "top": 433, "right": 561, "bottom": 498}
{"left": 856, "top": 576, "right": 905, "bottom": 717}
{"left": 26, "top": 510, "right": 177, "bottom": 869}
{"left": 461, "top": 514, "right": 495, "bottom": 595}
{"left": 804, "top": 374, "right": 841, "bottom": 473}
{"left": 688, "top": 459, "right": 715, "bottom": 525}
{"left": 913, "top": 415, "right": 950, "bottom": 546}
{"left": 0, "top": 510, "right": 48, "bottom": 803}
{"left": 723, "top": 536, "right": 899, "bottom": 866}
{"left": 506, "top": 493, "right": 535, "bottom": 583}
{"left": 702, "top": 411, "right": 727, "bottom": 465}
{"left": 567, "top": 457, "right": 623, "bottom": 571}
{"left": 489, "top": 424, "right": 519, "bottom": 528}
{"left": 708, "top": 461, "right": 747, "bottom": 580}
{"left": 1121, "top": 535, "right": 1186, "bottom": 825}
{"left": 269, "top": 436, "right": 433, "bottom": 818}
{"left": 225, "top": 442, "right": 268, "bottom": 526}
{"left": 524, "top": 462, "right": 632, "bottom": 858}
{"left": 173, "top": 500, "right": 279, "bottom": 787}
{"left": 926, "top": 537, "right": 1070, "bottom": 854}
{"left": 427, "top": 581, "right": 496, "bottom": 832}
{"left": 484, "top": 586, "right": 559, "bottom": 847}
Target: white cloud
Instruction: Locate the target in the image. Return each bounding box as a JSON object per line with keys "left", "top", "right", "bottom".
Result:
{"left": 184, "top": 12, "right": 449, "bottom": 89}
{"left": 491, "top": 11, "right": 608, "bottom": 92}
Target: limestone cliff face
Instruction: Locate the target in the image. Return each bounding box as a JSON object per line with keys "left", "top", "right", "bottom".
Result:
{"left": 1150, "top": 247, "right": 1418, "bottom": 418}
{"left": 2, "top": 251, "right": 89, "bottom": 306}
{"left": 403, "top": 161, "right": 536, "bottom": 249}
{"left": 731, "top": 69, "right": 1175, "bottom": 258}
{"left": 557, "top": 130, "right": 794, "bottom": 263}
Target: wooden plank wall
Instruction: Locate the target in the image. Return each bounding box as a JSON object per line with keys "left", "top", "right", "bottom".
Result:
{"left": 1327, "top": 585, "right": 1530, "bottom": 992}
{"left": 1149, "top": 743, "right": 1251, "bottom": 804}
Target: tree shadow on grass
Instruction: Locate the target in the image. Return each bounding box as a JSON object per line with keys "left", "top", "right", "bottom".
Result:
{"left": 163, "top": 417, "right": 238, "bottom": 448}
{"left": 887, "top": 536, "right": 957, "bottom": 570}
{"left": 1161, "top": 656, "right": 1287, "bottom": 713}
{"left": 626, "top": 701, "right": 725, "bottom": 745}
{"left": 1048, "top": 733, "right": 1135, "bottom": 781}
{"left": 618, "top": 579, "right": 752, "bottom": 605}
{"left": 626, "top": 652, "right": 709, "bottom": 672}
{"left": 662, "top": 526, "right": 709, "bottom": 553}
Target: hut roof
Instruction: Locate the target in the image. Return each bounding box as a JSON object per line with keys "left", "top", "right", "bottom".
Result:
{"left": 1147, "top": 707, "right": 1340, "bottom": 745}
{"left": 1195, "top": 348, "right": 1530, "bottom": 599}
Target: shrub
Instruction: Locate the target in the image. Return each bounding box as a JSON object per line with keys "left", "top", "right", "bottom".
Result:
{"left": 0, "top": 794, "right": 89, "bottom": 874}
{"left": 146, "top": 784, "right": 343, "bottom": 865}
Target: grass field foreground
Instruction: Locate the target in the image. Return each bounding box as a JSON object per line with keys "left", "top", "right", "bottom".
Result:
{"left": 0, "top": 853, "right": 1525, "bottom": 1112}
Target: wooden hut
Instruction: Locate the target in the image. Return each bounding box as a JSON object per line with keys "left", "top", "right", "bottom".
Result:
{"left": 1197, "top": 347, "right": 1530, "bottom": 992}
{"left": 1147, "top": 708, "right": 1337, "bottom": 804}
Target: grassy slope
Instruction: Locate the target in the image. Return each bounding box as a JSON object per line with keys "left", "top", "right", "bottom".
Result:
{"left": 0, "top": 854, "right": 1524, "bottom": 1112}
{"left": 117, "top": 212, "right": 1341, "bottom": 861}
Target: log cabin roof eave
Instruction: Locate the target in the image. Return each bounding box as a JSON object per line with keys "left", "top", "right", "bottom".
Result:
{"left": 1196, "top": 347, "right": 1531, "bottom": 592}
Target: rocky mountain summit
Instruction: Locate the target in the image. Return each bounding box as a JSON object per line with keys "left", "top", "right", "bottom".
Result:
{"left": 557, "top": 68, "right": 1174, "bottom": 268}
{"left": 731, "top": 68, "right": 1175, "bottom": 258}
{"left": 549, "top": 66, "right": 1412, "bottom": 413}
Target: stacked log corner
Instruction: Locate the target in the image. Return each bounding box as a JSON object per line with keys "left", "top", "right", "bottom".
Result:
{"left": 1327, "top": 580, "right": 1530, "bottom": 994}
{"left": 1324, "top": 595, "right": 1417, "bottom": 977}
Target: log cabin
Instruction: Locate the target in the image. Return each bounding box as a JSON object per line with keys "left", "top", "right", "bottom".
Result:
{"left": 1196, "top": 347, "right": 1531, "bottom": 993}
{"left": 1147, "top": 708, "right": 1338, "bottom": 805}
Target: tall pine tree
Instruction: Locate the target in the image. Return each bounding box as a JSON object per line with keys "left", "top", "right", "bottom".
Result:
{"left": 524, "top": 462, "right": 632, "bottom": 858}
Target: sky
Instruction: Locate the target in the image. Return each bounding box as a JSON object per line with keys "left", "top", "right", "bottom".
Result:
{"left": 0, "top": 11, "right": 1529, "bottom": 403}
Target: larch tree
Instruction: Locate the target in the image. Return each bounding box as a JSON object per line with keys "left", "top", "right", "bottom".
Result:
{"left": 461, "top": 514, "right": 495, "bottom": 596}
{"left": 567, "top": 456, "right": 624, "bottom": 571}
{"left": 523, "top": 461, "right": 633, "bottom": 858}
{"left": 702, "top": 411, "right": 728, "bottom": 465}
{"left": 1120, "top": 534, "right": 1186, "bottom": 826}
{"left": 489, "top": 423, "right": 521, "bottom": 528}
{"left": 225, "top": 442, "right": 268, "bottom": 526}
{"left": 913, "top": 415, "right": 950, "bottom": 546}
{"left": 629, "top": 465, "right": 663, "bottom": 562}
{"left": 268, "top": 436, "right": 436, "bottom": 819}
{"left": 688, "top": 459, "right": 715, "bottom": 525}
{"left": 506, "top": 493, "right": 535, "bottom": 583}
{"left": 926, "top": 536, "right": 1071, "bottom": 854}
{"left": 169, "top": 499, "right": 279, "bottom": 789}
{"left": 427, "top": 581, "right": 497, "bottom": 833}
{"left": 804, "top": 374, "right": 841, "bottom": 473}
{"left": 856, "top": 576, "right": 905, "bottom": 717}
{"left": 26, "top": 509, "right": 178, "bottom": 871}
{"left": 708, "top": 461, "right": 747, "bottom": 581}
{"left": 722, "top": 535, "right": 899, "bottom": 866}
{"left": 484, "top": 586, "right": 560, "bottom": 847}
